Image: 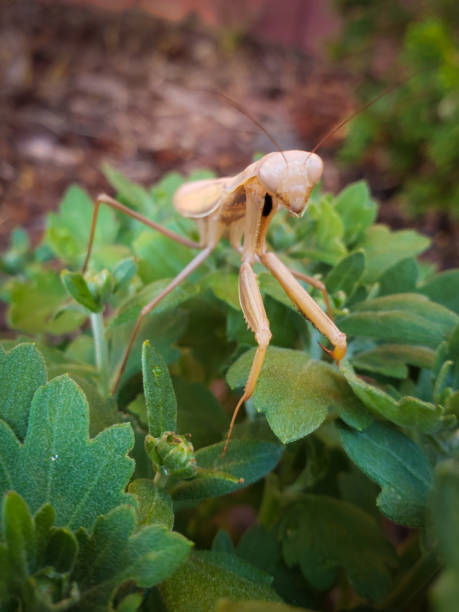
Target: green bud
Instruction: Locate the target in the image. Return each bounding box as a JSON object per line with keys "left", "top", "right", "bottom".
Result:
{"left": 145, "top": 432, "right": 197, "bottom": 479}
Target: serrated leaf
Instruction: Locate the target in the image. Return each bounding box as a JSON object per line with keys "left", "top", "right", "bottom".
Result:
{"left": 226, "top": 348, "right": 372, "bottom": 443}
{"left": 0, "top": 343, "right": 47, "bottom": 440}
{"left": 279, "top": 494, "right": 396, "bottom": 601}
{"left": 418, "top": 269, "right": 459, "bottom": 315}
{"left": 74, "top": 505, "right": 191, "bottom": 611}
{"left": 128, "top": 478, "right": 174, "bottom": 530}
{"left": 351, "top": 344, "right": 435, "bottom": 379}
{"left": 142, "top": 341, "right": 176, "bottom": 436}
{"left": 61, "top": 270, "right": 101, "bottom": 313}
{"left": 340, "top": 293, "right": 458, "bottom": 349}
{"left": 334, "top": 181, "right": 377, "bottom": 245}
{"left": 159, "top": 550, "right": 280, "bottom": 611}
{"left": 359, "top": 225, "right": 430, "bottom": 283}
{"left": 0, "top": 375, "right": 134, "bottom": 531}
{"left": 341, "top": 360, "right": 446, "bottom": 432}
{"left": 325, "top": 250, "right": 366, "bottom": 295}
{"left": 170, "top": 437, "right": 283, "bottom": 503}
{"left": 339, "top": 421, "right": 433, "bottom": 526}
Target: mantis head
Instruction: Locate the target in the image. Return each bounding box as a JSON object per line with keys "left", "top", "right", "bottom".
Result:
{"left": 258, "top": 150, "right": 324, "bottom": 217}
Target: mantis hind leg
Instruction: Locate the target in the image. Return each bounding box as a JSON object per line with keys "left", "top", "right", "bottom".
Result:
{"left": 110, "top": 245, "right": 214, "bottom": 394}
{"left": 223, "top": 262, "right": 272, "bottom": 456}
{"left": 82, "top": 193, "right": 201, "bottom": 273}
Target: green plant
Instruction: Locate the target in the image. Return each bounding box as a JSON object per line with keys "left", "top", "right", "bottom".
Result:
{"left": 330, "top": 0, "right": 459, "bottom": 215}
{"left": 1, "top": 167, "right": 458, "bottom": 611}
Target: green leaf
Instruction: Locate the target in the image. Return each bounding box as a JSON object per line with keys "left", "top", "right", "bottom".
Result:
{"left": 112, "top": 257, "right": 137, "bottom": 290}
{"left": 340, "top": 293, "right": 458, "bottom": 349}
{"left": 174, "top": 377, "right": 228, "bottom": 449}
{"left": 6, "top": 266, "right": 86, "bottom": 334}
{"left": 279, "top": 494, "right": 396, "bottom": 601}
{"left": 295, "top": 198, "right": 346, "bottom": 265}
{"left": 170, "top": 436, "right": 283, "bottom": 503}
{"left": 159, "top": 550, "right": 280, "bottom": 611}
{"left": 102, "top": 163, "right": 154, "bottom": 211}
{"left": 206, "top": 270, "right": 240, "bottom": 310}
{"left": 358, "top": 225, "right": 430, "bottom": 283}
{"left": 142, "top": 341, "right": 177, "bottom": 436}
{"left": 339, "top": 421, "right": 433, "bottom": 526}
{"left": 61, "top": 270, "right": 102, "bottom": 313}
{"left": 341, "top": 360, "right": 445, "bottom": 432}
{"left": 134, "top": 231, "right": 194, "bottom": 284}
{"left": 0, "top": 343, "right": 46, "bottom": 440}
{"left": 212, "top": 530, "right": 235, "bottom": 553}
{"left": 351, "top": 344, "right": 435, "bottom": 379}
{"left": 0, "top": 374, "right": 135, "bottom": 530}
{"left": 128, "top": 479, "right": 174, "bottom": 530}
{"left": 108, "top": 278, "right": 198, "bottom": 330}
{"left": 325, "top": 250, "right": 366, "bottom": 295}
{"left": 45, "top": 185, "right": 119, "bottom": 266}
{"left": 378, "top": 257, "right": 419, "bottom": 296}
{"left": 430, "top": 460, "right": 459, "bottom": 612}
{"left": 418, "top": 269, "right": 459, "bottom": 315}
{"left": 0, "top": 492, "right": 79, "bottom": 610}
{"left": 74, "top": 505, "right": 191, "bottom": 611}
{"left": 226, "top": 348, "right": 372, "bottom": 443}
{"left": 334, "top": 181, "right": 377, "bottom": 245}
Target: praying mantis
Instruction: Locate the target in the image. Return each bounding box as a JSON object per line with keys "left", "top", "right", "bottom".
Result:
{"left": 82, "top": 83, "right": 406, "bottom": 453}
{"left": 83, "top": 147, "right": 346, "bottom": 454}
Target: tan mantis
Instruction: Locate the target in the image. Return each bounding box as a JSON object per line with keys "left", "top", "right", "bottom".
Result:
{"left": 83, "top": 83, "right": 406, "bottom": 454}
{"left": 83, "top": 147, "right": 345, "bottom": 454}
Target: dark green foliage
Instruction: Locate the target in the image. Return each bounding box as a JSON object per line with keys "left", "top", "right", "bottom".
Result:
{"left": 0, "top": 168, "right": 458, "bottom": 610}
{"left": 331, "top": 0, "right": 459, "bottom": 215}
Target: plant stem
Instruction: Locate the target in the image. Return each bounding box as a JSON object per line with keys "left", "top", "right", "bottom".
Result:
{"left": 90, "top": 312, "right": 110, "bottom": 397}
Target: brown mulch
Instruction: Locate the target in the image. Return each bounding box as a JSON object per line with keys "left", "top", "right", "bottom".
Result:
{"left": 1, "top": 0, "right": 457, "bottom": 269}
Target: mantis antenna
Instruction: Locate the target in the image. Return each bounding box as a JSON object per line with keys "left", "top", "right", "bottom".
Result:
{"left": 309, "top": 70, "right": 425, "bottom": 155}
{"left": 211, "top": 89, "right": 288, "bottom": 165}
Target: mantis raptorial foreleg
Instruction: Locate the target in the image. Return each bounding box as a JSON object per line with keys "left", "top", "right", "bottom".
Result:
{"left": 83, "top": 193, "right": 202, "bottom": 273}
{"left": 111, "top": 245, "right": 215, "bottom": 393}
{"left": 223, "top": 261, "right": 272, "bottom": 456}
{"left": 260, "top": 251, "right": 346, "bottom": 362}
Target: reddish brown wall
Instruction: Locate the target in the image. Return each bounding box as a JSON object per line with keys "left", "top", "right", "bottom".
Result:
{"left": 51, "top": 0, "right": 339, "bottom": 55}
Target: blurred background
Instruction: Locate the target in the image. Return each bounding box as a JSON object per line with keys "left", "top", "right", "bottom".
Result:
{"left": 1, "top": 0, "right": 458, "bottom": 267}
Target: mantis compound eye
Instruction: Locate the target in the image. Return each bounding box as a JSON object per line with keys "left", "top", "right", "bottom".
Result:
{"left": 305, "top": 153, "right": 324, "bottom": 185}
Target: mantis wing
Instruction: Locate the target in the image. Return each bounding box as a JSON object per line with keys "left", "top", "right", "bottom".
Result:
{"left": 174, "top": 160, "right": 262, "bottom": 219}
{"left": 173, "top": 177, "right": 229, "bottom": 218}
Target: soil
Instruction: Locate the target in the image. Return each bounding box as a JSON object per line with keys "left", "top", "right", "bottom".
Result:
{"left": 1, "top": 0, "right": 458, "bottom": 269}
